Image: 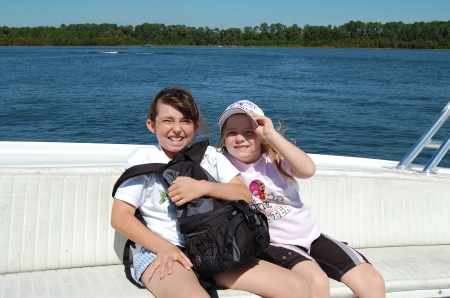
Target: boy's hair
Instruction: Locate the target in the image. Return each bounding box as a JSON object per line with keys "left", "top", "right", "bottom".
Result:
{"left": 148, "top": 86, "right": 204, "bottom": 126}
{"left": 216, "top": 119, "right": 295, "bottom": 181}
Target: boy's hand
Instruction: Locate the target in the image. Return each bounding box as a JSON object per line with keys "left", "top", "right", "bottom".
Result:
{"left": 168, "top": 177, "right": 205, "bottom": 205}
{"left": 145, "top": 241, "right": 193, "bottom": 281}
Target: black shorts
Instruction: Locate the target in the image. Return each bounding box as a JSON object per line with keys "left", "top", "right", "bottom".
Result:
{"left": 257, "top": 234, "right": 369, "bottom": 281}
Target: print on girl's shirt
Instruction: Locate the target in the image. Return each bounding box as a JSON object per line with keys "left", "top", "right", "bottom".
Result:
{"left": 249, "top": 180, "right": 292, "bottom": 223}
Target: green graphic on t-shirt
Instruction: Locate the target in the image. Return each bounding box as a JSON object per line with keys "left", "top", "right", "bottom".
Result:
{"left": 159, "top": 190, "right": 169, "bottom": 204}
{"left": 159, "top": 190, "right": 176, "bottom": 215}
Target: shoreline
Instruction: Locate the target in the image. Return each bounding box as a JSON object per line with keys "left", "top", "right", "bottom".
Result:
{"left": 2, "top": 45, "right": 450, "bottom": 50}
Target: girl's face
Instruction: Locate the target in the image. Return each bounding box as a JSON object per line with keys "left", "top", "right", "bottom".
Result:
{"left": 147, "top": 102, "right": 199, "bottom": 159}
{"left": 223, "top": 113, "right": 262, "bottom": 164}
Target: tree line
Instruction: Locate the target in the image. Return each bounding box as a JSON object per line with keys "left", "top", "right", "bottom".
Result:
{"left": 1, "top": 20, "right": 449, "bottom": 49}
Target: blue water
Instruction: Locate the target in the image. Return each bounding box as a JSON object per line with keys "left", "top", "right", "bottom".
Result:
{"left": 1, "top": 46, "right": 450, "bottom": 167}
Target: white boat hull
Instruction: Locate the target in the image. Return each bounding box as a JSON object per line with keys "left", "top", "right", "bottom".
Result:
{"left": 0, "top": 141, "right": 449, "bottom": 297}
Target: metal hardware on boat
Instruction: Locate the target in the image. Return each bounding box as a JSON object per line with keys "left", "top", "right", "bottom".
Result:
{"left": 420, "top": 133, "right": 450, "bottom": 173}
{"left": 396, "top": 101, "right": 450, "bottom": 174}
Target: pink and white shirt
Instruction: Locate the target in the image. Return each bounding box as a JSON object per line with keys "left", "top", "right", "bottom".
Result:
{"left": 223, "top": 152, "right": 321, "bottom": 249}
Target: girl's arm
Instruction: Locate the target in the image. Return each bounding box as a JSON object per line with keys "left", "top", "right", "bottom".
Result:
{"left": 168, "top": 175, "right": 252, "bottom": 205}
{"left": 249, "top": 111, "right": 316, "bottom": 179}
{"left": 111, "top": 199, "right": 193, "bottom": 279}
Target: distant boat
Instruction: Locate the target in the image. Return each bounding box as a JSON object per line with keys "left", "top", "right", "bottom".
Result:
{"left": 141, "top": 44, "right": 153, "bottom": 47}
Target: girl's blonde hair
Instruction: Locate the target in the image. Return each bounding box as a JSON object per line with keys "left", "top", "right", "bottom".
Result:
{"left": 217, "top": 119, "right": 295, "bottom": 181}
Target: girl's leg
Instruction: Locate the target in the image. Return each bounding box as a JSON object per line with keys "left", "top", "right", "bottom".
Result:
{"left": 291, "top": 260, "right": 330, "bottom": 298}
{"left": 141, "top": 262, "right": 209, "bottom": 298}
{"left": 309, "top": 234, "right": 385, "bottom": 298}
{"left": 257, "top": 244, "right": 328, "bottom": 298}
{"left": 214, "top": 258, "right": 310, "bottom": 298}
{"left": 340, "top": 263, "right": 385, "bottom": 298}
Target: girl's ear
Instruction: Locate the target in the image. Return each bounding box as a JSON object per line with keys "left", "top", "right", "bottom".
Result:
{"left": 147, "top": 119, "right": 156, "bottom": 134}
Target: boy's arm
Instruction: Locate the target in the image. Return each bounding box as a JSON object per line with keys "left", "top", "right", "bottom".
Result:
{"left": 111, "top": 199, "right": 193, "bottom": 279}
{"left": 168, "top": 175, "right": 252, "bottom": 205}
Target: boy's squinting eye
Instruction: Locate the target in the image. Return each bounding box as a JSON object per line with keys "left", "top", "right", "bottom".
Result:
{"left": 160, "top": 119, "right": 193, "bottom": 125}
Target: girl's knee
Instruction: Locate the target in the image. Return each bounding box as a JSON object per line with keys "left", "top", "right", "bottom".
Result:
{"left": 370, "top": 270, "right": 386, "bottom": 292}
{"left": 361, "top": 265, "right": 385, "bottom": 289}
{"left": 356, "top": 272, "right": 386, "bottom": 298}
{"left": 302, "top": 270, "right": 329, "bottom": 298}
{"left": 283, "top": 273, "right": 311, "bottom": 298}
{"left": 292, "top": 261, "right": 329, "bottom": 296}
{"left": 308, "top": 269, "right": 329, "bottom": 289}
{"left": 341, "top": 264, "right": 386, "bottom": 297}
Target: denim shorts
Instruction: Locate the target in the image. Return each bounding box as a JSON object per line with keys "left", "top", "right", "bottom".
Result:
{"left": 134, "top": 247, "right": 158, "bottom": 286}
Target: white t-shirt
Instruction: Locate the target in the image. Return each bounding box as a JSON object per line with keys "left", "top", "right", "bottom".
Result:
{"left": 223, "top": 152, "right": 321, "bottom": 249}
{"left": 115, "top": 144, "right": 239, "bottom": 247}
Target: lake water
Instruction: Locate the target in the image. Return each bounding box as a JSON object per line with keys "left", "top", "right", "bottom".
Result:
{"left": 1, "top": 46, "right": 450, "bottom": 167}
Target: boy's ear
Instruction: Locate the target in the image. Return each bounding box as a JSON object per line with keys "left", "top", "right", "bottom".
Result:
{"left": 194, "top": 122, "right": 200, "bottom": 133}
{"left": 146, "top": 119, "right": 156, "bottom": 134}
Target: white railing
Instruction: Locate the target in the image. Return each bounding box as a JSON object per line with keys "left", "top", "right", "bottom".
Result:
{"left": 396, "top": 101, "right": 450, "bottom": 173}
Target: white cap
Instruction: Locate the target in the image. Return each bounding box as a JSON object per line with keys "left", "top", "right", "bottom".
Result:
{"left": 217, "top": 100, "right": 265, "bottom": 128}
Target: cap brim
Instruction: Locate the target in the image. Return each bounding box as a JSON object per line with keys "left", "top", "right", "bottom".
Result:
{"left": 217, "top": 108, "right": 259, "bottom": 128}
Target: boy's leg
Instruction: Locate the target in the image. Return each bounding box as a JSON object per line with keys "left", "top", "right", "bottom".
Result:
{"left": 141, "top": 261, "right": 209, "bottom": 298}
{"left": 214, "top": 258, "right": 310, "bottom": 298}
{"left": 340, "top": 263, "right": 385, "bottom": 298}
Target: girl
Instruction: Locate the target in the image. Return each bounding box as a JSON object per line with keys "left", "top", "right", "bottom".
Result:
{"left": 217, "top": 100, "right": 386, "bottom": 298}
{"left": 111, "top": 87, "right": 310, "bottom": 298}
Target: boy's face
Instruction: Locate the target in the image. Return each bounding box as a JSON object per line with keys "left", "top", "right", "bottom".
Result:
{"left": 147, "top": 102, "right": 199, "bottom": 159}
{"left": 223, "top": 113, "right": 262, "bottom": 164}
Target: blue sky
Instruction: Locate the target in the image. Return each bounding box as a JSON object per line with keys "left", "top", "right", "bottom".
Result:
{"left": 2, "top": 0, "right": 449, "bottom": 29}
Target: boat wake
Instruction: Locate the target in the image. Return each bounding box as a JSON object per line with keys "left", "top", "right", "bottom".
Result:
{"left": 85, "top": 51, "right": 124, "bottom": 54}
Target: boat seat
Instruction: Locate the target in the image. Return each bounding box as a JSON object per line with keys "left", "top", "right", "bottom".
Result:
{"left": 1, "top": 166, "right": 449, "bottom": 297}
{"left": 1, "top": 245, "right": 449, "bottom": 297}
